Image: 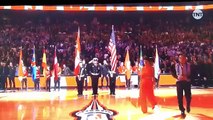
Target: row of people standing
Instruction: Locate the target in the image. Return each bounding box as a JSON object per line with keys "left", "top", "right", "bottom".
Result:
{"left": 0, "top": 62, "right": 16, "bottom": 92}
{"left": 76, "top": 58, "right": 117, "bottom": 96}
{"left": 0, "top": 60, "right": 63, "bottom": 92}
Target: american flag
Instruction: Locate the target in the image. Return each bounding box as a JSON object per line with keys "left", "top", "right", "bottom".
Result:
{"left": 108, "top": 25, "right": 117, "bottom": 72}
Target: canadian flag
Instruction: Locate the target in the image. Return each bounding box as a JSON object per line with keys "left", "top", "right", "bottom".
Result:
{"left": 53, "top": 47, "right": 59, "bottom": 80}
{"left": 74, "top": 27, "right": 81, "bottom": 76}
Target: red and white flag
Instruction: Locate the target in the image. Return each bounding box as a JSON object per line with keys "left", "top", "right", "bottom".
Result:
{"left": 74, "top": 27, "right": 81, "bottom": 76}
{"left": 18, "top": 47, "right": 24, "bottom": 81}
{"left": 53, "top": 47, "right": 59, "bottom": 80}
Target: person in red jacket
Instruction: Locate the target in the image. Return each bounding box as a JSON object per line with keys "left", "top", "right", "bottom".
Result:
{"left": 138, "top": 57, "right": 159, "bottom": 113}
{"left": 54, "top": 64, "right": 61, "bottom": 91}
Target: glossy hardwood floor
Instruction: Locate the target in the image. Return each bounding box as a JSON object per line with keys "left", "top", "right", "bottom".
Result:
{"left": 0, "top": 87, "right": 213, "bottom": 120}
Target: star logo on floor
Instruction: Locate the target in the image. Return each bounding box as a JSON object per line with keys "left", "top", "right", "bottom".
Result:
{"left": 70, "top": 96, "right": 118, "bottom": 120}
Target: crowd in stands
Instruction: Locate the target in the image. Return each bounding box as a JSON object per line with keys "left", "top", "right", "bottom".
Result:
{"left": 0, "top": 11, "right": 212, "bottom": 79}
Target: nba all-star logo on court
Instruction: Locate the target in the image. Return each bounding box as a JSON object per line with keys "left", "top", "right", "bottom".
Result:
{"left": 70, "top": 96, "right": 118, "bottom": 120}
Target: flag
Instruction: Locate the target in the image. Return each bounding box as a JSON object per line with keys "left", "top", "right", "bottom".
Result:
{"left": 31, "top": 45, "right": 37, "bottom": 81}
{"left": 18, "top": 47, "right": 24, "bottom": 81}
{"left": 53, "top": 47, "right": 59, "bottom": 80}
{"left": 154, "top": 46, "right": 160, "bottom": 79}
{"left": 74, "top": 27, "right": 81, "bottom": 76}
{"left": 108, "top": 25, "right": 117, "bottom": 72}
{"left": 42, "top": 47, "right": 47, "bottom": 78}
{"left": 124, "top": 48, "right": 131, "bottom": 80}
{"left": 139, "top": 45, "right": 144, "bottom": 70}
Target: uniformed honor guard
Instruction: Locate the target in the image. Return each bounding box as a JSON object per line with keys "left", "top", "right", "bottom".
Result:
{"left": 76, "top": 62, "right": 87, "bottom": 96}
{"left": 109, "top": 70, "right": 118, "bottom": 95}
{"left": 82, "top": 60, "right": 88, "bottom": 91}
{"left": 100, "top": 60, "right": 110, "bottom": 88}
{"left": 89, "top": 58, "right": 101, "bottom": 95}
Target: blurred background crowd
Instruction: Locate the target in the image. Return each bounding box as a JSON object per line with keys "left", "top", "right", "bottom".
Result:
{"left": 0, "top": 10, "right": 212, "bottom": 83}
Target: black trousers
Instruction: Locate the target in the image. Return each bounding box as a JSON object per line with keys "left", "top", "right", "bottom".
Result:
{"left": 84, "top": 77, "right": 88, "bottom": 91}
{"left": 126, "top": 77, "right": 131, "bottom": 89}
{"left": 91, "top": 75, "right": 99, "bottom": 95}
{"left": 176, "top": 81, "right": 191, "bottom": 112}
{"left": 101, "top": 75, "right": 109, "bottom": 87}
{"left": 110, "top": 76, "right": 116, "bottom": 94}
{"left": 46, "top": 78, "right": 51, "bottom": 92}
{"left": 0, "top": 76, "right": 7, "bottom": 91}
{"left": 54, "top": 78, "right": 60, "bottom": 91}
{"left": 22, "top": 78, "right": 28, "bottom": 90}
{"left": 9, "top": 77, "right": 16, "bottom": 89}
{"left": 76, "top": 77, "right": 84, "bottom": 95}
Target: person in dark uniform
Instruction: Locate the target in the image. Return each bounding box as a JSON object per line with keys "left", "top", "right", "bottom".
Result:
{"left": 100, "top": 60, "right": 110, "bottom": 88}
{"left": 8, "top": 62, "right": 16, "bottom": 90}
{"left": 0, "top": 61, "right": 9, "bottom": 92}
{"left": 76, "top": 62, "right": 87, "bottom": 96}
{"left": 203, "top": 58, "right": 213, "bottom": 88}
{"left": 196, "top": 58, "right": 204, "bottom": 87}
{"left": 82, "top": 60, "right": 88, "bottom": 91}
{"left": 89, "top": 58, "right": 101, "bottom": 95}
{"left": 190, "top": 56, "right": 199, "bottom": 86}
{"left": 109, "top": 69, "right": 118, "bottom": 95}
{"left": 175, "top": 54, "right": 191, "bottom": 118}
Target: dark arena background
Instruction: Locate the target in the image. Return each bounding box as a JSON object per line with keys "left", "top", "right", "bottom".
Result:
{"left": 0, "top": 2, "right": 213, "bottom": 120}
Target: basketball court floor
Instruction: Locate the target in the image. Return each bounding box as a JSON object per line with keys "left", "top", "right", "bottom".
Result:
{"left": 0, "top": 87, "right": 213, "bottom": 120}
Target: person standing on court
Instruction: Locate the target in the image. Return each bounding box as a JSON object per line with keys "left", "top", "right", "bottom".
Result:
{"left": 8, "top": 62, "right": 16, "bottom": 90}
{"left": 100, "top": 60, "right": 110, "bottom": 88}
{"left": 82, "top": 59, "right": 88, "bottom": 91}
{"left": 0, "top": 61, "right": 9, "bottom": 92}
{"left": 76, "top": 62, "right": 87, "bottom": 96}
{"left": 54, "top": 64, "right": 62, "bottom": 91}
{"left": 175, "top": 54, "right": 191, "bottom": 117}
{"left": 89, "top": 58, "right": 101, "bottom": 95}
{"left": 21, "top": 66, "right": 28, "bottom": 90}
{"left": 138, "top": 57, "right": 158, "bottom": 113}
{"left": 45, "top": 66, "right": 51, "bottom": 92}
{"left": 34, "top": 66, "right": 41, "bottom": 91}
{"left": 109, "top": 69, "right": 118, "bottom": 95}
